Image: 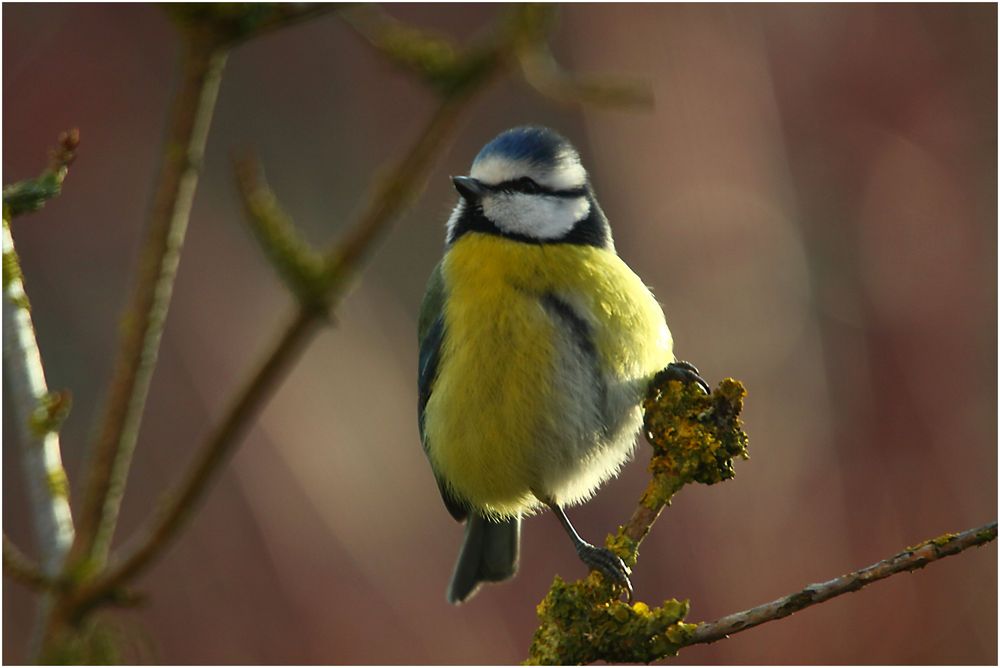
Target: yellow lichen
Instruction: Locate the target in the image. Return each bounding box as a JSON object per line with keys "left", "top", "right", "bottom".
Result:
{"left": 527, "top": 374, "right": 750, "bottom": 664}
{"left": 526, "top": 573, "right": 692, "bottom": 665}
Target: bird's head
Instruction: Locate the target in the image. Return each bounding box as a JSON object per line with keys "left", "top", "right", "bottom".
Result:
{"left": 446, "top": 126, "right": 611, "bottom": 248}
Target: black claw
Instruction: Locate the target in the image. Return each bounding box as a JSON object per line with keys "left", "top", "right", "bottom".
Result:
{"left": 577, "top": 543, "right": 634, "bottom": 601}
{"left": 655, "top": 360, "right": 711, "bottom": 395}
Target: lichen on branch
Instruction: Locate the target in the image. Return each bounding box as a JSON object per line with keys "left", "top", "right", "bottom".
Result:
{"left": 527, "top": 376, "right": 749, "bottom": 665}
{"left": 2, "top": 129, "right": 79, "bottom": 218}
{"left": 527, "top": 574, "right": 695, "bottom": 665}
{"left": 617, "top": 375, "right": 749, "bottom": 562}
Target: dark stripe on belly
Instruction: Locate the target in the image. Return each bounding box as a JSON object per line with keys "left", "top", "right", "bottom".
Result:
{"left": 540, "top": 294, "right": 609, "bottom": 435}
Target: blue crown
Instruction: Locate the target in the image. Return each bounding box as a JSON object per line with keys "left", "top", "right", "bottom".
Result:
{"left": 472, "top": 126, "right": 576, "bottom": 167}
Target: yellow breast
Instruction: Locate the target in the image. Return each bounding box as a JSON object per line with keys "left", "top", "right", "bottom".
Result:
{"left": 424, "top": 234, "right": 673, "bottom": 517}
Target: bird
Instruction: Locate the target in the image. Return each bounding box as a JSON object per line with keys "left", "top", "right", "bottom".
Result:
{"left": 417, "top": 125, "right": 706, "bottom": 604}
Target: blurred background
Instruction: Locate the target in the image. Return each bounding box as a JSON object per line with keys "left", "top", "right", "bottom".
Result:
{"left": 3, "top": 3, "right": 996, "bottom": 664}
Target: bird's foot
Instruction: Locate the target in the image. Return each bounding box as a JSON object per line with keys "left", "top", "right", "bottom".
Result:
{"left": 656, "top": 360, "right": 711, "bottom": 395}
{"left": 577, "top": 542, "right": 633, "bottom": 602}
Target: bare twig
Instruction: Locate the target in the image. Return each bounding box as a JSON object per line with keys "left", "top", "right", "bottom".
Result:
{"left": 168, "top": 4, "right": 338, "bottom": 47}
{"left": 234, "top": 156, "right": 327, "bottom": 306}
{"left": 71, "top": 5, "right": 343, "bottom": 575}
{"left": 74, "top": 308, "right": 320, "bottom": 609}
{"left": 517, "top": 42, "right": 654, "bottom": 109}
{"left": 4, "top": 534, "right": 53, "bottom": 592}
{"left": 323, "top": 89, "right": 487, "bottom": 287}
{"left": 68, "top": 44, "right": 503, "bottom": 616}
{"left": 69, "top": 34, "right": 229, "bottom": 572}
{"left": 686, "top": 521, "right": 998, "bottom": 647}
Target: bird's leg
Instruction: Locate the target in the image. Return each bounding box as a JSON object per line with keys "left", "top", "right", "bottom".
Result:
{"left": 545, "top": 500, "right": 633, "bottom": 601}
{"left": 654, "top": 360, "right": 711, "bottom": 395}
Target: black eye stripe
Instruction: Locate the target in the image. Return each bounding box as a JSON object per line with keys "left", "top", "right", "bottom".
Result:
{"left": 487, "top": 177, "right": 587, "bottom": 198}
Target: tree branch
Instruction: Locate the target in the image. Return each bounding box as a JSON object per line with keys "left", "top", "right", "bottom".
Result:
{"left": 516, "top": 40, "right": 654, "bottom": 109}
{"left": 685, "top": 521, "right": 998, "bottom": 648}
{"left": 69, "top": 32, "right": 229, "bottom": 572}
{"left": 234, "top": 156, "right": 327, "bottom": 307}
{"left": 65, "top": 20, "right": 509, "bottom": 616}
{"left": 528, "top": 376, "right": 995, "bottom": 664}
{"left": 70, "top": 4, "right": 339, "bottom": 573}
{"left": 4, "top": 534, "right": 53, "bottom": 592}
{"left": 38, "top": 2, "right": 663, "bottom": 648}
{"left": 2, "top": 132, "right": 79, "bottom": 577}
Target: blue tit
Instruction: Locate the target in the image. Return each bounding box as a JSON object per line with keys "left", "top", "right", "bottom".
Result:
{"left": 418, "top": 126, "right": 706, "bottom": 604}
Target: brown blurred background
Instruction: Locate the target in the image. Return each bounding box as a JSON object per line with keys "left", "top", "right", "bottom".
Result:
{"left": 3, "top": 3, "right": 996, "bottom": 664}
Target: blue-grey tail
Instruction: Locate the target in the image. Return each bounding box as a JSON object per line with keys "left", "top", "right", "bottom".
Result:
{"left": 447, "top": 514, "right": 521, "bottom": 604}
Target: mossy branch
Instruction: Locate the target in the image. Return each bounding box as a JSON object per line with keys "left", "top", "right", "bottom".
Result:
{"left": 528, "top": 377, "right": 748, "bottom": 664}
{"left": 2, "top": 132, "right": 79, "bottom": 579}
{"left": 3, "top": 129, "right": 80, "bottom": 218}
{"left": 528, "top": 377, "right": 996, "bottom": 664}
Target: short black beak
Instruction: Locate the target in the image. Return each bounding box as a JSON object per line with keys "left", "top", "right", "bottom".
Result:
{"left": 452, "top": 175, "right": 486, "bottom": 202}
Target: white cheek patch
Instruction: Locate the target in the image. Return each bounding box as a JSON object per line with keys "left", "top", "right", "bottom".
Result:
{"left": 482, "top": 193, "right": 591, "bottom": 240}
{"left": 471, "top": 154, "right": 587, "bottom": 191}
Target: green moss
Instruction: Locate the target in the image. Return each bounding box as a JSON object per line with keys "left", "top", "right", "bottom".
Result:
{"left": 47, "top": 467, "right": 71, "bottom": 500}
{"left": 3, "top": 249, "right": 23, "bottom": 291}
{"left": 29, "top": 390, "right": 73, "bottom": 438}
{"left": 975, "top": 527, "right": 998, "bottom": 543}
{"left": 3, "top": 170, "right": 65, "bottom": 218}
{"left": 526, "top": 573, "right": 692, "bottom": 665}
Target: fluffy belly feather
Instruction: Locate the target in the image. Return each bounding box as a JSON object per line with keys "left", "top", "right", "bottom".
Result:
{"left": 424, "top": 235, "right": 673, "bottom": 518}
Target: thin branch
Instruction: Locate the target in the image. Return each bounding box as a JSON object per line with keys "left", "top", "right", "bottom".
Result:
{"left": 3, "top": 131, "right": 78, "bottom": 575}
{"left": 69, "top": 34, "right": 229, "bottom": 572}
{"left": 3, "top": 129, "right": 80, "bottom": 217}
{"left": 517, "top": 41, "right": 654, "bottom": 109}
{"left": 69, "top": 308, "right": 321, "bottom": 615}
{"left": 322, "top": 88, "right": 488, "bottom": 288}
{"left": 685, "top": 521, "right": 998, "bottom": 648}
{"left": 4, "top": 534, "right": 53, "bottom": 592}
{"left": 67, "top": 49, "right": 504, "bottom": 617}
{"left": 70, "top": 4, "right": 341, "bottom": 575}
{"left": 234, "top": 155, "right": 327, "bottom": 306}
{"left": 339, "top": 5, "right": 497, "bottom": 95}
{"left": 168, "top": 4, "right": 339, "bottom": 47}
